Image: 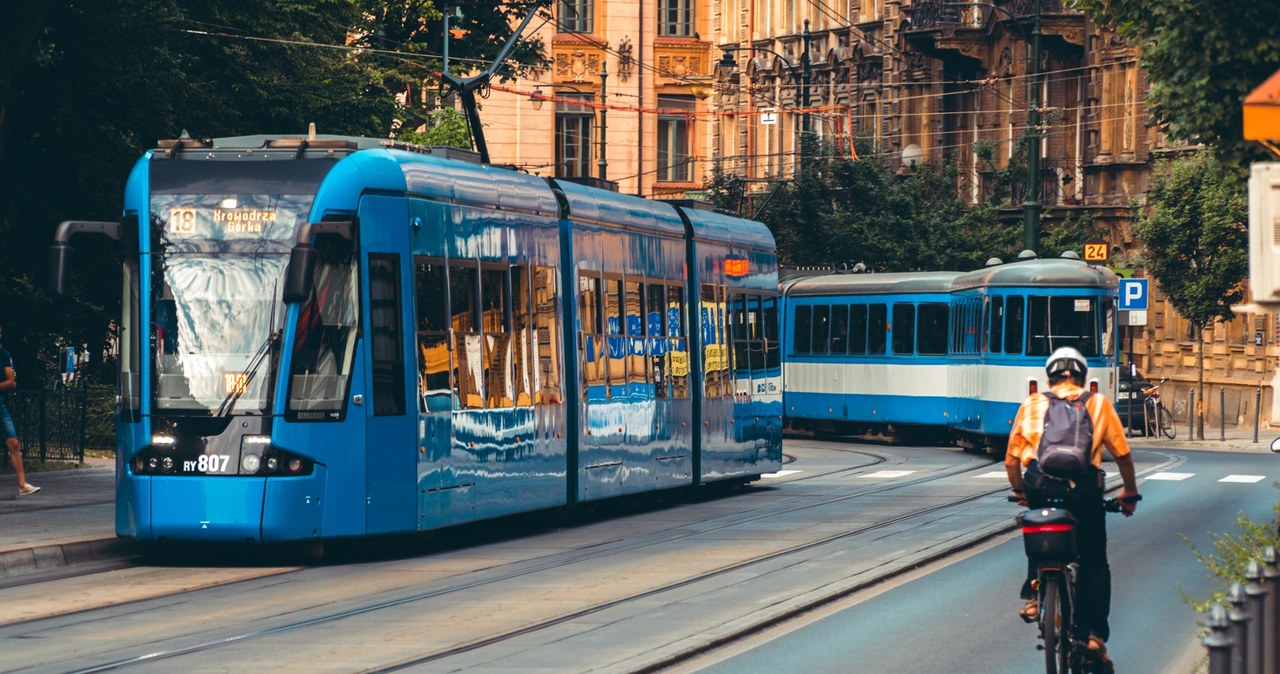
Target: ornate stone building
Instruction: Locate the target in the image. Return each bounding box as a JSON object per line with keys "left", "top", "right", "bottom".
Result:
{"left": 479, "top": 0, "right": 1275, "bottom": 429}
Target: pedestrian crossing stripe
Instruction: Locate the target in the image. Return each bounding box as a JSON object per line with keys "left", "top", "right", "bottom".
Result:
{"left": 1146, "top": 472, "right": 1195, "bottom": 481}
{"left": 1219, "top": 475, "right": 1266, "bottom": 484}
{"left": 975, "top": 471, "right": 1009, "bottom": 479}
{"left": 859, "top": 470, "right": 916, "bottom": 479}
{"left": 762, "top": 470, "right": 802, "bottom": 479}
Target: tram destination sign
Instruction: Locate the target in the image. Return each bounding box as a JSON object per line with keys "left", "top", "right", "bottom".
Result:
{"left": 1083, "top": 239, "right": 1108, "bottom": 263}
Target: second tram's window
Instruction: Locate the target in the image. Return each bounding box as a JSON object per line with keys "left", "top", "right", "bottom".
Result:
{"left": 606, "top": 278, "right": 626, "bottom": 399}
{"left": 830, "top": 305, "right": 850, "bottom": 355}
{"left": 625, "top": 280, "right": 648, "bottom": 390}
{"left": 647, "top": 283, "right": 669, "bottom": 399}
{"left": 812, "top": 305, "right": 831, "bottom": 355}
{"left": 988, "top": 296, "right": 1004, "bottom": 354}
{"left": 481, "top": 266, "right": 513, "bottom": 408}
{"left": 848, "top": 304, "right": 868, "bottom": 355}
{"left": 511, "top": 265, "right": 534, "bottom": 407}
{"left": 369, "top": 254, "right": 406, "bottom": 416}
{"left": 1027, "top": 296, "right": 1100, "bottom": 356}
{"left": 917, "top": 303, "right": 949, "bottom": 356}
{"left": 1101, "top": 297, "right": 1115, "bottom": 356}
{"left": 794, "top": 305, "right": 813, "bottom": 355}
{"left": 868, "top": 304, "right": 888, "bottom": 355}
{"left": 892, "top": 303, "right": 916, "bottom": 355}
{"left": 578, "top": 273, "right": 604, "bottom": 402}
{"left": 1004, "top": 296, "right": 1025, "bottom": 354}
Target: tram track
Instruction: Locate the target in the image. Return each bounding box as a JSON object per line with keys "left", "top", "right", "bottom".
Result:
{"left": 47, "top": 449, "right": 1017, "bottom": 673}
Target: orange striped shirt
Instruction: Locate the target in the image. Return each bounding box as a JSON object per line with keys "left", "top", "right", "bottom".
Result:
{"left": 1005, "top": 382, "right": 1131, "bottom": 469}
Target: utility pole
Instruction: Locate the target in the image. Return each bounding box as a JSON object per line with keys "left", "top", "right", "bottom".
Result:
{"left": 598, "top": 61, "right": 608, "bottom": 181}
{"left": 1023, "top": 0, "right": 1043, "bottom": 253}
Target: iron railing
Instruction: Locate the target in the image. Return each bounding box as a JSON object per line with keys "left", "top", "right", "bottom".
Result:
{"left": 1203, "top": 547, "right": 1280, "bottom": 674}
{"left": 1, "top": 386, "right": 89, "bottom": 465}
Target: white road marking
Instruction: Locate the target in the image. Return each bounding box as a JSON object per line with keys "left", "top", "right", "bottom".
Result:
{"left": 859, "top": 470, "right": 916, "bottom": 479}
{"left": 1219, "top": 475, "right": 1266, "bottom": 484}
{"left": 1146, "top": 472, "right": 1195, "bottom": 481}
{"left": 975, "top": 471, "right": 1009, "bottom": 479}
{"left": 761, "top": 470, "right": 803, "bottom": 479}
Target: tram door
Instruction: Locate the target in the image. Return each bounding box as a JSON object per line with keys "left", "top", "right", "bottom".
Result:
{"left": 361, "top": 196, "right": 417, "bottom": 535}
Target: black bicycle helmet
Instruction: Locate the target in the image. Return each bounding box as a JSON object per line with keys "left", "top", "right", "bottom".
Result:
{"left": 1045, "top": 346, "right": 1088, "bottom": 380}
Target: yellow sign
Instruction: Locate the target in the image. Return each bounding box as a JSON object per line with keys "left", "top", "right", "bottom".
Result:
{"left": 1083, "top": 241, "right": 1108, "bottom": 263}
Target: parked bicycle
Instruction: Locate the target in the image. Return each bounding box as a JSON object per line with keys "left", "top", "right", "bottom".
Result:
{"left": 1142, "top": 377, "right": 1176, "bottom": 439}
{"left": 1013, "top": 492, "right": 1141, "bottom": 674}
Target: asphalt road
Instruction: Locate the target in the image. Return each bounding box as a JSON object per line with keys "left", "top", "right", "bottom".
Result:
{"left": 695, "top": 448, "right": 1278, "bottom": 673}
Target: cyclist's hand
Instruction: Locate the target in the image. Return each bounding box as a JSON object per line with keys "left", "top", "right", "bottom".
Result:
{"left": 1011, "top": 490, "right": 1028, "bottom": 507}
{"left": 1117, "top": 488, "right": 1140, "bottom": 517}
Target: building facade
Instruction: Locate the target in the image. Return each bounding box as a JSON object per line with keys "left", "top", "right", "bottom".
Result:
{"left": 478, "top": 0, "right": 1275, "bottom": 430}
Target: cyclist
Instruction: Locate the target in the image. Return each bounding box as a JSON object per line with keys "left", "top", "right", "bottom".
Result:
{"left": 1005, "top": 347, "right": 1140, "bottom": 672}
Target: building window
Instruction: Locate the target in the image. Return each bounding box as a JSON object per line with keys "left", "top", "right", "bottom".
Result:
{"left": 555, "top": 94, "right": 594, "bottom": 178}
{"left": 658, "top": 0, "right": 694, "bottom": 37}
{"left": 558, "top": 0, "right": 592, "bottom": 33}
{"left": 658, "top": 95, "right": 694, "bottom": 182}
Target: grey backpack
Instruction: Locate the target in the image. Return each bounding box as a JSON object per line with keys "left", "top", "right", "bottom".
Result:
{"left": 1037, "top": 391, "right": 1094, "bottom": 479}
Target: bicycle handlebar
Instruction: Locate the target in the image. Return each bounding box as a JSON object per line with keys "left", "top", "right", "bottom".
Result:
{"left": 1006, "top": 493, "right": 1143, "bottom": 512}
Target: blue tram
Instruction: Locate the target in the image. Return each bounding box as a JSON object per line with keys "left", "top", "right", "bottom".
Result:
{"left": 51, "top": 133, "right": 781, "bottom": 543}
{"left": 781, "top": 256, "right": 1118, "bottom": 452}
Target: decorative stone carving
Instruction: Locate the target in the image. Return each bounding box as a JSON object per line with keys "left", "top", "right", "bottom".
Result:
{"left": 555, "top": 49, "right": 602, "bottom": 83}
{"left": 617, "top": 37, "right": 633, "bottom": 82}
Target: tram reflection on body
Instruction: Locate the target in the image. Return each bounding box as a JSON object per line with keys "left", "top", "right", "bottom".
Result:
{"left": 780, "top": 256, "right": 1120, "bottom": 453}
{"left": 50, "top": 133, "right": 782, "bottom": 544}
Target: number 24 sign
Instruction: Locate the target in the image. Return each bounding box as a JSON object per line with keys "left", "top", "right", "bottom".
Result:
{"left": 1083, "top": 240, "right": 1108, "bottom": 262}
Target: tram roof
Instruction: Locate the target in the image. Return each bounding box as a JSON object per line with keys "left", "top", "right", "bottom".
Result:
{"left": 318, "top": 148, "right": 562, "bottom": 217}
{"left": 675, "top": 205, "right": 776, "bottom": 251}
{"left": 553, "top": 179, "right": 687, "bottom": 237}
{"left": 782, "top": 271, "right": 963, "bottom": 296}
{"left": 952, "top": 257, "right": 1119, "bottom": 290}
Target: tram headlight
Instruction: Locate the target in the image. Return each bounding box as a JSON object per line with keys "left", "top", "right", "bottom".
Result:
{"left": 241, "top": 454, "right": 262, "bottom": 474}
{"left": 265, "top": 456, "right": 279, "bottom": 472}
{"left": 287, "top": 458, "right": 304, "bottom": 474}
{"left": 148, "top": 457, "right": 159, "bottom": 471}
{"left": 160, "top": 456, "right": 175, "bottom": 473}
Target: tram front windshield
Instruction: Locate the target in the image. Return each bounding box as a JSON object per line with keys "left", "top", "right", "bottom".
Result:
{"left": 150, "top": 193, "right": 313, "bottom": 414}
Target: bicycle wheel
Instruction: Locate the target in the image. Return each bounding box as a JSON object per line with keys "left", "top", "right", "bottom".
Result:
{"left": 1040, "top": 575, "right": 1068, "bottom": 674}
{"left": 1159, "top": 404, "right": 1177, "bottom": 439}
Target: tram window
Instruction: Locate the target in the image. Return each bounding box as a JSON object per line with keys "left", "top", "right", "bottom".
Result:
{"left": 450, "top": 263, "right": 484, "bottom": 409}
{"left": 1004, "top": 296, "right": 1024, "bottom": 354}
{"left": 119, "top": 260, "right": 141, "bottom": 420}
{"left": 480, "top": 267, "right": 513, "bottom": 408}
{"left": 1027, "top": 296, "right": 1100, "bottom": 356}
{"left": 892, "top": 303, "right": 916, "bottom": 355}
{"left": 667, "top": 284, "right": 689, "bottom": 399}
{"left": 1101, "top": 297, "right": 1115, "bottom": 356}
{"left": 625, "top": 280, "right": 648, "bottom": 390}
{"left": 532, "top": 266, "right": 561, "bottom": 404}
{"left": 732, "top": 291, "right": 752, "bottom": 376}
{"left": 369, "top": 255, "right": 406, "bottom": 416}
{"left": 762, "top": 294, "right": 780, "bottom": 372}
{"left": 848, "top": 304, "right": 868, "bottom": 355}
{"left": 647, "top": 283, "right": 668, "bottom": 399}
{"left": 288, "top": 244, "right": 358, "bottom": 415}
{"left": 701, "top": 284, "right": 727, "bottom": 398}
{"left": 830, "top": 305, "right": 850, "bottom": 354}
{"left": 812, "top": 305, "right": 831, "bottom": 355}
{"left": 578, "top": 273, "right": 604, "bottom": 401}
{"left": 606, "top": 278, "right": 626, "bottom": 399}
{"left": 794, "top": 305, "right": 813, "bottom": 355}
{"left": 988, "top": 296, "right": 1004, "bottom": 354}
{"left": 414, "top": 259, "right": 451, "bottom": 411}
{"left": 917, "top": 303, "right": 949, "bottom": 356}
{"left": 868, "top": 304, "right": 888, "bottom": 355}
{"left": 511, "top": 265, "right": 534, "bottom": 406}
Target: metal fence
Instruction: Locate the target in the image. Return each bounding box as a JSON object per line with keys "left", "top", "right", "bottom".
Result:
{"left": 1204, "top": 548, "right": 1280, "bottom": 674}
{"left": 0, "top": 386, "right": 89, "bottom": 465}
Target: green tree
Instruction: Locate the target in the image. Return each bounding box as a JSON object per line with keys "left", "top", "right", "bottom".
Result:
{"left": 397, "top": 107, "right": 473, "bottom": 148}
{"left": 1136, "top": 151, "right": 1248, "bottom": 438}
{"left": 1073, "top": 0, "right": 1280, "bottom": 165}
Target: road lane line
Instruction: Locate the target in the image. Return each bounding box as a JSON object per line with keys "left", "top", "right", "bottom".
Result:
{"left": 974, "top": 471, "right": 1008, "bottom": 479}
{"left": 1219, "top": 475, "right": 1266, "bottom": 484}
{"left": 858, "top": 470, "right": 916, "bottom": 479}
{"left": 1146, "top": 472, "right": 1195, "bottom": 481}
{"left": 761, "top": 470, "right": 803, "bottom": 479}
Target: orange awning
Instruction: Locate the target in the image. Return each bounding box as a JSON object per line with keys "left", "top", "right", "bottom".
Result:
{"left": 1244, "top": 68, "right": 1280, "bottom": 144}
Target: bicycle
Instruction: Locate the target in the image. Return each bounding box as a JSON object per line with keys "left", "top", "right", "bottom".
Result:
{"left": 1142, "top": 377, "right": 1176, "bottom": 439}
{"left": 1013, "top": 491, "right": 1141, "bottom": 674}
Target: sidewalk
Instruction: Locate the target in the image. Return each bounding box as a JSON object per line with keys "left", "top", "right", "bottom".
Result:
{"left": 1125, "top": 423, "right": 1279, "bottom": 453}
{"left": 0, "top": 458, "right": 132, "bottom": 579}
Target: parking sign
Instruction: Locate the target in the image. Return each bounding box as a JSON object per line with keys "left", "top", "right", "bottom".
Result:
{"left": 1118, "top": 278, "right": 1149, "bottom": 311}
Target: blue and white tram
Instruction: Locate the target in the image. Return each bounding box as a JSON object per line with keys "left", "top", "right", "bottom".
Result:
{"left": 51, "top": 133, "right": 781, "bottom": 543}
{"left": 780, "top": 256, "right": 1118, "bottom": 452}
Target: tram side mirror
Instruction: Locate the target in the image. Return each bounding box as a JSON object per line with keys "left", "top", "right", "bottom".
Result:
{"left": 48, "top": 243, "right": 73, "bottom": 295}
{"left": 283, "top": 244, "right": 316, "bottom": 304}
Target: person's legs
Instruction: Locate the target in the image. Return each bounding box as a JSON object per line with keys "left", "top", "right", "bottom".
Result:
{"left": 1069, "top": 478, "right": 1110, "bottom": 643}
{"left": 8, "top": 437, "right": 27, "bottom": 488}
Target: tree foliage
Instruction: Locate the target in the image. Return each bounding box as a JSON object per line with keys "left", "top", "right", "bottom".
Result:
{"left": 1073, "top": 0, "right": 1280, "bottom": 165}
{"left": 0, "top": 0, "right": 546, "bottom": 379}
{"left": 1136, "top": 151, "right": 1248, "bottom": 329}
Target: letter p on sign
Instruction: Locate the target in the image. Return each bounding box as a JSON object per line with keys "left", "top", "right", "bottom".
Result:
{"left": 1119, "top": 278, "right": 1148, "bottom": 311}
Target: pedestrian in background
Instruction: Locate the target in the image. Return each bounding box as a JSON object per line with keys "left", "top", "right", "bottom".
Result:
{"left": 0, "top": 325, "right": 40, "bottom": 495}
